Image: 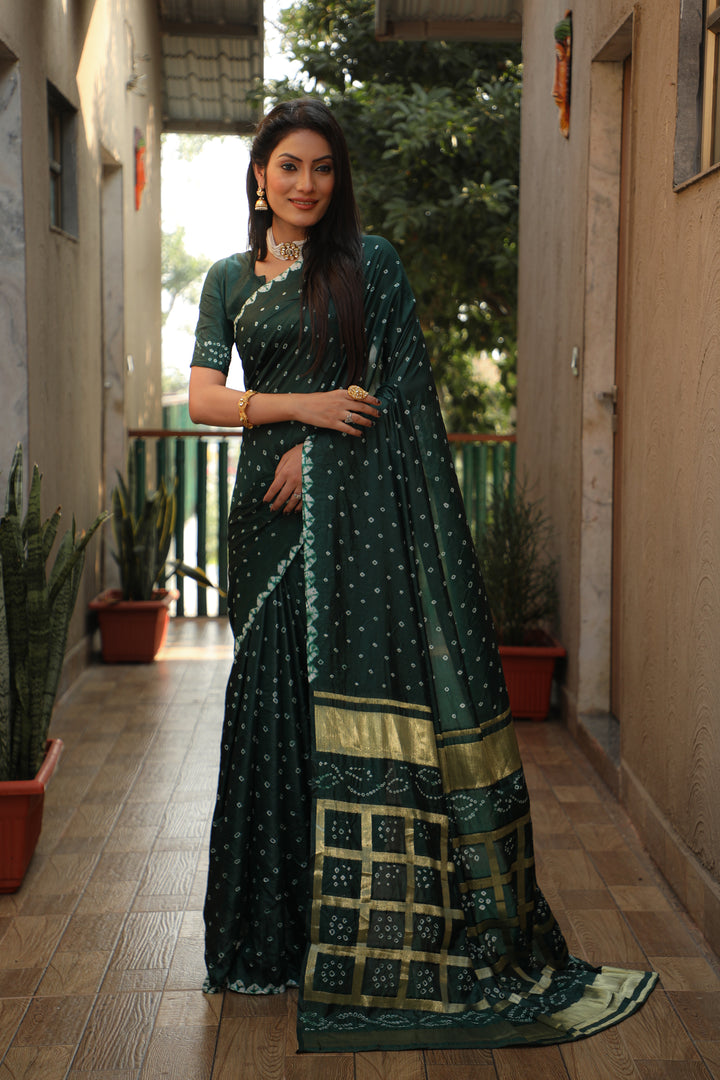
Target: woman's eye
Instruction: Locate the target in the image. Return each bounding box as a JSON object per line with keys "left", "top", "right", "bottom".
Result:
{"left": 280, "top": 162, "right": 296, "bottom": 171}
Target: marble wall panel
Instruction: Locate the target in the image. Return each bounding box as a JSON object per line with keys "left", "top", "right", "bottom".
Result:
{"left": 0, "top": 57, "right": 28, "bottom": 490}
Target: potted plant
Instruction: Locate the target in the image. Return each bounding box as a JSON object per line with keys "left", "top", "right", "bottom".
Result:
{"left": 90, "top": 465, "right": 222, "bottom": 662}
{"left": 476, "top": 479, "right": 565, "bottom": 720}
{"left": 0, "top": 444, "right": 106, "bottom": 891}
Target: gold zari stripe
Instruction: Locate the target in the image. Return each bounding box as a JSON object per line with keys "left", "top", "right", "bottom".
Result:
{"left": 452, "top": 812, "right": 532, "bottom": 850}
{"left": 315, "top": 938, "right": 466, "bottom": 967}
{"left": 438, "top": 722, "right": 522, "bottom": 792}
{"left": 545, "top": 966, "right": 656, "bottom": 1035}
{"left": 314, "top": 690, "right": 432, "bottom": 714}
{"left": 315, "top": 703, "right": 437, "bottom": 768}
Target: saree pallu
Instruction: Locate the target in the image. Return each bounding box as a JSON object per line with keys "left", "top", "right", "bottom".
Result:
{"left": 193, "top": 237, "right": 656, "bottom": 1051}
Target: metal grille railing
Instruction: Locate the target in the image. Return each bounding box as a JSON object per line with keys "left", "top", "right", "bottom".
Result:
{"left": 127, "top": 429, "right": 516, "bottom": 617}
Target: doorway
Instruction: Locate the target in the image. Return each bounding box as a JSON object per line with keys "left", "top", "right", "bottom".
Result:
{"left": 576, "top": 15, "right": 633, "bottom": 734}
{"left": 610, "top": 55, "right": 634, "bottom": 719}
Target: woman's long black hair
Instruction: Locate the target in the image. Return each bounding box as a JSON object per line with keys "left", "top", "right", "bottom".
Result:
{"left": 247, "top": 98, "right": 366, "bottom": 384}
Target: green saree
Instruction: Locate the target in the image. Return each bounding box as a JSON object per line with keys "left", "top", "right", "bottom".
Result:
{"left": 193, "top": 236, "right": 656, "bottom": 1052}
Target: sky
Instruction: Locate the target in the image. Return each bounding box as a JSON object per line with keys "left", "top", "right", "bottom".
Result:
{"left": 161, "top": 0, "right": 301, "bottom": 389}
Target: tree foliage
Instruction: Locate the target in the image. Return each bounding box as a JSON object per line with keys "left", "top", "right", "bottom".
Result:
{"left": 161, "top": 225, "right": 211, "bottom": 326}
{"left": 264, "top": 0, "right": 521, "bottom": 431}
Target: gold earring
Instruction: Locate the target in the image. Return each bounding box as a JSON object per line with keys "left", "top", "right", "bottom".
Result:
{"left": 254, "top": 187, "right": 268, "bottom": 211}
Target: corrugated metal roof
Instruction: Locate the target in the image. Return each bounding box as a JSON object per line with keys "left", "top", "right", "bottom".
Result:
{"left": 375, "top": 0, "right": 522, "bottom": 41}
{"left": 157, "top": 0, "right": 264, "bottom": 133}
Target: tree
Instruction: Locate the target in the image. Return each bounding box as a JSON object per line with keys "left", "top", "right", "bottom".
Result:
{"left": 265, "top": 0, "right": 521, "bottom": 431}
{"left": 161, "top": 226, "right": 211, "bottom": 326}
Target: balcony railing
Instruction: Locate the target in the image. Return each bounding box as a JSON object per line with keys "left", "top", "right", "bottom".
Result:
{"left": 127, "top": 429, "right": 516, "bottom": 617}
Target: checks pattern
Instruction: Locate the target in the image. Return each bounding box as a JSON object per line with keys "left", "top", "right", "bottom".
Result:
{"left": 303, "top": 692, "right": 552, "bottom": 1013}
{"left": 304, "top": 798, "right": 483, "bottom": 1012}
{"left": 454, "top": 812, "right": 539, "bottom": 952}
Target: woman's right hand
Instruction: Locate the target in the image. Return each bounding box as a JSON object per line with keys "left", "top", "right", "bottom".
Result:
{"left": 188, "top": 368, "right": 381, "bottom": 434}
{"left": 293, "top": 388, "right": 381, "bottom": 435}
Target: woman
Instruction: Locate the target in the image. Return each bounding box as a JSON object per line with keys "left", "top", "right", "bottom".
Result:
{"left": 189, "top": 98, "right": 655, "bottom": 1053}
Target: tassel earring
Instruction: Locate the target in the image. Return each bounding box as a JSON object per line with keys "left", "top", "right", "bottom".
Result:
{"left": 254, "top": 187, "right": 268, "bottom": 211}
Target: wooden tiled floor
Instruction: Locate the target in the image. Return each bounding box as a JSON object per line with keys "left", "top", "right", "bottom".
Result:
{"left": 1, "top": 618, "right": 719, "bottom": 1079}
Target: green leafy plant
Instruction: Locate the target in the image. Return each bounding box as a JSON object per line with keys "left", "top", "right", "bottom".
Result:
{"left": 111, "top": 467, "right": 223, "bottom": 601}
{"left": 0, "top": 444, "right": 107, "bottom": 781}
{"left": 476, "top": 480, "right": 559, "bottom": 646}
{"left": 260, "top": 0, "right": 522, "bottom": 432}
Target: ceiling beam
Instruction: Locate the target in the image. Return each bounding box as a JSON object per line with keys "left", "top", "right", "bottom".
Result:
{"left": 376, "top": 17, "right": 521, "bottom": 40}
{"left": 162, "top": 117, "right": 258, "bottom": 134}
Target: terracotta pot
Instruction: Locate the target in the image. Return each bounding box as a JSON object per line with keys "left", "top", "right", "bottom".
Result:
{"left": 0, "top": 738, "right": 64, "bottom": 893}
{"left": 499, "top": 634, "right": 566, "bottom": 721}
{"left": 89, "top": 588, "right": 179, "bottom": 663}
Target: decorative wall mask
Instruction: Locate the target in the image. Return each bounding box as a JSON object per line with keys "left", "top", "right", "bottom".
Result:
{"left": 134, "top": 127, "right": 146, "bottom": 210}
{"left": 553, "top": 11, "right": 572, "bottom": 137}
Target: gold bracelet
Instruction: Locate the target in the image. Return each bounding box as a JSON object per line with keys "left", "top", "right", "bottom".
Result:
{"left": 237, "top": 389, "right": 257, "bottom": 429}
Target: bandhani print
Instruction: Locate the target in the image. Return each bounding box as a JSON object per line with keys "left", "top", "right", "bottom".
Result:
{"left": 192, "top": 235, "right": 656, "bottom": 1052}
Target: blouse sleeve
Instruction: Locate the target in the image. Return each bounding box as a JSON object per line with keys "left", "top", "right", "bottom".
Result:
{"left": 191, "top": 259, "right": 234, "bottom": 376}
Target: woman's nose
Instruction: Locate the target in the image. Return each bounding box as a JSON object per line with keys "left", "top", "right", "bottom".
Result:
{"left": 295, "top": 168, "right": 314, "bottom": 191}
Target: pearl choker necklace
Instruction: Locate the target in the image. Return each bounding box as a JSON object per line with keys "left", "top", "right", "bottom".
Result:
{"left": 267, "top": 227, "right": 305, "bottom": 262}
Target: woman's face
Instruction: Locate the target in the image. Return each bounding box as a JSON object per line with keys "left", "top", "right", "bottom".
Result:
{"left": 255, "top": 128, "right": 335, "bottom": 242}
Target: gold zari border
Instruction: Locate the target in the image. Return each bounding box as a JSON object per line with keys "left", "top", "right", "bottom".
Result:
{"left": 314, "top": 692, "right": 521, "bottom": 791}
{"left": 315, "top": 703, "right": 437, "bottom": 768}
{"left": 438, "top": 722, "right": 522, "bottom": 792}
{"left": 314, "top": 689, "right": 432, "bottom": 714}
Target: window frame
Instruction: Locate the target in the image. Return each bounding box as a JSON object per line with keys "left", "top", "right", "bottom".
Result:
{"left": 701, "top": 1, "right": 720, "bottom": 170}
{"left": 47, "top": 82, "right": 78, "bottom": 236}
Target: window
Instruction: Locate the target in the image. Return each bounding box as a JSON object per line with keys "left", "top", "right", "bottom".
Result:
{"left": 47, "top": 82, "right": 78, "bottom": 235}
{"left": 701, "top": 1, "right": 720, "bottom": 169}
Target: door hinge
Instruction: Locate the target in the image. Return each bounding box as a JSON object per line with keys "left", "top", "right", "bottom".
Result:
{"left": 595, "top": 385, "right": 618, "bottom": 405}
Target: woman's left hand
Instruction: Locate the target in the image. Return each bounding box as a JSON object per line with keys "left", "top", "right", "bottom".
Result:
{"left": 263, "top": 442, "right": 304, "bottom": 514}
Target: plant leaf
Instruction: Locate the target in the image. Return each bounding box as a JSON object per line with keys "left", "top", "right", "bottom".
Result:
{"left": 169, "top": 560, "right": 226, "bottom": 597}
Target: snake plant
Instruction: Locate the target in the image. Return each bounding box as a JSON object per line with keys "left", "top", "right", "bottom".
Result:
{"left": 0, "top": 444, "right": 107, "bottom": 781}
{"left": 476, "top": 479, "right": 559, "bottom": 647}
{"left": 111, "top": 464, "right": 222, "bottom": 601}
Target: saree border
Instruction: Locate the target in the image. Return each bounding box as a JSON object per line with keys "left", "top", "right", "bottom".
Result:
{"left": 233, "top": 540, "right": 304, "bottom": 654}
{"left": 298, "top": 964, "right": 658, "bottom": 1052}
{"left": 301, "top": 437, "right": 321, "bottom": 681}
{"left": 233, "top": 256, "right": 304, "bottom": 333}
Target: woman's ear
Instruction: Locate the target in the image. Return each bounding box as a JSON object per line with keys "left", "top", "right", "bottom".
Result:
{"left": 253, "top": 163, "right": 265, "bottom": 189}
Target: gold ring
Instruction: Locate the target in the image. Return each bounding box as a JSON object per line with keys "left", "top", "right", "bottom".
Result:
{"left": 347, "top": 385, "right": 368, "bottom": 400}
